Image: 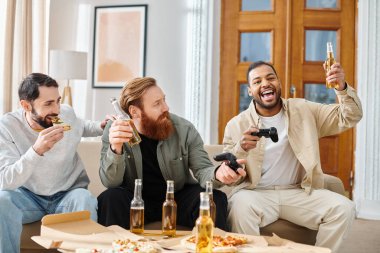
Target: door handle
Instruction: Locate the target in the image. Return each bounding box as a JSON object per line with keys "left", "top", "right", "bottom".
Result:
{"left": 290, "top": 85, "right": 297, "bottom": 98}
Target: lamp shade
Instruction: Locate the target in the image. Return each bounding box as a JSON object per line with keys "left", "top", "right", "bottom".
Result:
{"left": 48, "top": 50, "right": 87, "bottom": 80}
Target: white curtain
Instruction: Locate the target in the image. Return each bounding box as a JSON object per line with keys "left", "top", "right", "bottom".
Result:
{"left": 0, "top": 0, "right": 49, "bottom": 114}
{"left": 185, "top": 0, "right": 220, "bottom": 144}
{"left": 354, "top": 0, "right": 380, "bottom": 220}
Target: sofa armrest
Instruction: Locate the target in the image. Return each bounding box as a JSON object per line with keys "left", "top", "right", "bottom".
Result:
{"left": 323, "top": 174, "right": 345, "bottom": 196}
{"left": 203, "top": 144, "right": 224, "bottom": 166}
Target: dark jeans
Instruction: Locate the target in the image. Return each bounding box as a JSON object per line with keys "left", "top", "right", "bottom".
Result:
{"left": 97, "top": 184, "right": 228, "bottom": 230}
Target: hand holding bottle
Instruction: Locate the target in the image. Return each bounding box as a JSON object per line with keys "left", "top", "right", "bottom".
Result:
{"left": 324, "top": 42, "right": 346, "bottom": 90}
{"left": 109, "top": 120, "right": 135, "bottom": 154}
{"left": 109, "top": 97, "right": 141, "bottom": 154}
{"left": 323, "top": 62, "right": 346, "bottom": 91}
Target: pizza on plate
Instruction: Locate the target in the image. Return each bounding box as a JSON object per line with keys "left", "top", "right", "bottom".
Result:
{"left": 75, "top": 239, "right": 158, "bottom": 253}
{"left": 112, "top": 239, "right": 158, "bottom": 253}
{"left": 182, "top": 234, "right": 248, "bottom": 252}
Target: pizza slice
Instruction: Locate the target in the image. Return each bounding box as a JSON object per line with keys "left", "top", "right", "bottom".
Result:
{"left": 181, "top": 234, "right": 248, "bottom": 252}
{"left": 112, "top": 239, "right": 158, "bottom": 253}
{"left": 52, "top": 116, "right": 71, "bottom": 131}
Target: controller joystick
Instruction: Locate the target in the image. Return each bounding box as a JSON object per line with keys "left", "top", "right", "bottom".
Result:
{"left": 213, "top": 152, "right": 241, "bottom": 172}
{"left": 251, "top": 127, "right": 278, "bottom": 143}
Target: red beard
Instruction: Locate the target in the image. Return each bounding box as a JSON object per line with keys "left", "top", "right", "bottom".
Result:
{"left": 140, "top": 111, "right": 174, "bottom": 140}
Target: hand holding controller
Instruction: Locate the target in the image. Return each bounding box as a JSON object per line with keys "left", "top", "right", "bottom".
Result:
{"left": 213, "top": 152, "right": 242, "bottom": 172}
{"left": 251, "top": 127, "right": 279, "bottom": 143}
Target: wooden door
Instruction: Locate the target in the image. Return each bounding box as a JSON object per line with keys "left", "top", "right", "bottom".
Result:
{"left": 219, "top": 0, "right": 356, "bottom": 194}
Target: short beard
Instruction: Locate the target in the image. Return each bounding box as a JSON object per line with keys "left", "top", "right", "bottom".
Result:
{"left": 31, "top": 107, "right": 57, "bottom": 129}
{"left": 140, "top": 111, "right": 174, "bottom": 140}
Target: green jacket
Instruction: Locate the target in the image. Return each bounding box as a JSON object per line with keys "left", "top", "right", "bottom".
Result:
{"left": 99, "top": 113, "right": 223, "bottom": 192}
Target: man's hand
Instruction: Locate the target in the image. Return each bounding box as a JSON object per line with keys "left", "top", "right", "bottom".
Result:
{"left": 240, "top": 126, "right": 260, "bottom": 152}
{"left": 32, "top": 126, "right": 64, "bottom": 156}
{"left": 101, "top": 114, "right": 116, "bottom": 129}
{"left": 323, "top": 62, "right": 346, "bottom": 91}
{"left": 109, "top": 119, "right": 133, "bottom": 154}
{"left": 215, "top": 159, "right": 246, "bottom": 184}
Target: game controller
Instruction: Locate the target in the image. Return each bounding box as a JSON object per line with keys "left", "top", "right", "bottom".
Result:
{"left": 251, "top": 127, "right": 278, "bottom": 142}
{"left": 213, "top": 152, "right": 242, "bottom": 172}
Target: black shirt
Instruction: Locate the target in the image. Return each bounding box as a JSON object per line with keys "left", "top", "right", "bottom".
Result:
{"left": 139, "top": 134, "right": 167, "bottom": 203}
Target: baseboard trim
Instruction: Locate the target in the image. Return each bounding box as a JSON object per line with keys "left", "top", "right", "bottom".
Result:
{"left": 356, "top": 199, "right": 380, "bottom": 220}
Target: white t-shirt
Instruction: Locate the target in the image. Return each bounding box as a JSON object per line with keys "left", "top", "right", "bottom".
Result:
{"left": 257, "top": 109, "right": 305, "bottom": 188}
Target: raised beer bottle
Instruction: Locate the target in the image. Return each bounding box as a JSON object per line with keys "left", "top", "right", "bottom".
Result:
{"left": 130, "top": 179, "right": 144, "bottom": 234}
{"left": 162, "top": 180, "right": 177, "bottom": 237}
{"left": 110, "top": 97, "right": 141, "bottom": 146}
{"left": 325, "top": 42, "right": 339, "bottom": 89}
{"left": 205, "top": 181, "right": 216, "bottom": 223}
{"left": 195, "top": 192, "right": 214, "bottom": 253}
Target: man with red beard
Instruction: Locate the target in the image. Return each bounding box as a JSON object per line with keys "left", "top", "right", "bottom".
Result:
{"left": 97, "top": 77, "right": 246, "bottom": 230}
{"left": 223, "top": 61, "right": 362, "bottom": 252}
{"left": 0, "top": 73, "right": 110, "bottom": 253}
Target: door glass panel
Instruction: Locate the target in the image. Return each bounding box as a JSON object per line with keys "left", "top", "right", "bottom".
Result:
{"left": 306, "top": 0, "right": 337, "bottom": 9}
{"left": 239, "top": 84, "right": 252, "bottom": 112}
{"left": 240, "top": 32, "right": 271, "bottom": 62}
{"left": 304, "top": 83, "right": 336, "bottom": 104}
{"left": 241, "top": 0, "right": 272, "bottom": 11}
{"left": 305, "top": 30, "right": 337, "bottom": 61}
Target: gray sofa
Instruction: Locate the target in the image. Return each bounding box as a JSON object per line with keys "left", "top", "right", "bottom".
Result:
{"left": 20, "top": 141, "right": 346, "bottom": 252}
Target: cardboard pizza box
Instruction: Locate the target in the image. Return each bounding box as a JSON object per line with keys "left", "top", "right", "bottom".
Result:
{"left": 31, "top": 211, "right": 142, "bottom": 251}
{"left": 31, "top": 211, "right": 331, "bottom": 253}
{"left": 157, "top": 228, "right": 331, "bottom": 253}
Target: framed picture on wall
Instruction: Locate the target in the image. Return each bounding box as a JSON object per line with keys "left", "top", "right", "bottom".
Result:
{"left": 92, "top": 5, "right": 148, "bottom": 88}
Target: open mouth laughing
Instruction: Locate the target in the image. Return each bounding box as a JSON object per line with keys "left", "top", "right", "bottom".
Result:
{"left": 261, "top": 89, "right": 275, "bottom": 102}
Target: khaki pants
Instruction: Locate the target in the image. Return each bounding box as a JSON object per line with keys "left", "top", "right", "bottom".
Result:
{"left": 228, "top": 188, "right": 355, "bottom": 253}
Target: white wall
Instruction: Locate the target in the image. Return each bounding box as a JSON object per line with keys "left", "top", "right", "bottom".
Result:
{"left": 354, "top": 0, "right": 380, "bottom": 220}
{"left": 49, "top": 0, "right": 191, "bottom": 131}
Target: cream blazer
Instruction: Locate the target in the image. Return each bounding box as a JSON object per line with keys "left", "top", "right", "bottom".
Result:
{"left": 223, "top": 85, "right": 363, "bottom": 194}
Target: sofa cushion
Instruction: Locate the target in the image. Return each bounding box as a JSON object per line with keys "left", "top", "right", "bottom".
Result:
{"left": 261, "top": 219, "right": 317, "bottom": 245}
{"left": 77, "top": 139, "right": 105, "bottom": 197}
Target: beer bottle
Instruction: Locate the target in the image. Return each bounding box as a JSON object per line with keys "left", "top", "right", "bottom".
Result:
{"left": 110, "top": 97, "right": 141, "bottom": 146}
{"left": 162, "top": 180, "right": 177, "bottom": 237}
{"left": 195, "top": 192, "right": 214, "bottom": 253}
{"left": 205, "top": 181, "right": 216, "bottom": 223}
{"left": 325, "top": 42, "right": 339, "bottom": 89}
{"left": 130, "top": 179, "right": 144, "bottom": 234}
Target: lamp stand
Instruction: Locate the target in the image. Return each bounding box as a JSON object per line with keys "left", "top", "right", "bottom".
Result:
{"left": 61, "top": 80, "right": 72, "bottom": 106}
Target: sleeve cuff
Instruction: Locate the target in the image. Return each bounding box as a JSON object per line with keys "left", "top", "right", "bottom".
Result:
{"left": 234, "top": 144, "right": 249, "bottom": 158}
{"left": 106, "top": 146, "right": 124, "bottom": 164}
{"left": 335, "top": 82, "right": 349, "bottom": 95}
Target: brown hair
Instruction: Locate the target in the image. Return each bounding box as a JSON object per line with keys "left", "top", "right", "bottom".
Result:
{"left": 120, "top": 77, "right": 157, "bottom": 116}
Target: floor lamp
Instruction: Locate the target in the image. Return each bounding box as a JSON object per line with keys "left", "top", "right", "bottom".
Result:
{"left": 48, "top": 50, "right": 87, "bottom": 106}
